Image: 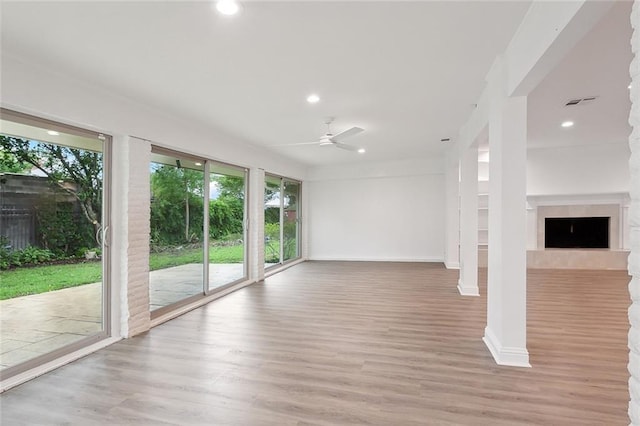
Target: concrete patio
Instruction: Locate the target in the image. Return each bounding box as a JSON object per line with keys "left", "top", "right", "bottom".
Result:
{"left": 0, "top": 263, "right": 245, "bottom": 370}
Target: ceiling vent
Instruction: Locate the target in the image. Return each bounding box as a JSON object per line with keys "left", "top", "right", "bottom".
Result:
{"left": 565, "top": 96, "right": 598, "bottom": 106}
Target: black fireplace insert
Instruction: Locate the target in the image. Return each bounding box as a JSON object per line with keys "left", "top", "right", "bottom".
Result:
{"left": 544, "top": 217, "right": 609, "bottom": 249}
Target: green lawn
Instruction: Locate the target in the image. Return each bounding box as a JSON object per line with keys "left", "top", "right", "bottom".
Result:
{"left": 150, "top": 245, "right": 244, "bottom": 270}
{"left": 0, "top": 262, "right": 102, "bottom": 300}
{"left": 0, "top": 245, "right": 245, "bottom": 300}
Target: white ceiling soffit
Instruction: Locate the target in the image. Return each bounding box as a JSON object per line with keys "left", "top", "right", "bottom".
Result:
{"left": 2, "top": 2, "right": 532, "bottom": 166}
{"left": 527, "top": 1, "right": 632, "bottom": 150}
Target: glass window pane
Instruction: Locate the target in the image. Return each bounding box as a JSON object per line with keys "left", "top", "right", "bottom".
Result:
{"left": 149, "top": 154, "right": 204, "bottom": 311}
{"left": 264, "top": 176, "right": 281, "bottom": 267}
{"left": 283, "top": 180, "right": 300, "bottom": 261}
{"left": 0, "top": 121, "right": 106, "bottom": 372}
{"left": 208, "top": 169, "right": 246, "bottom": 290}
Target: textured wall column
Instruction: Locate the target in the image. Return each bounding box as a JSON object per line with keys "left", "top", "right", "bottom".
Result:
{"left": 444, "top": 149, "right": 460, "bottom": 269}
{"left": 458, "top": 144, "right": 479, "bottom": 296}
{"left": 249, "top": 168, "right": 265, "bottom": 282}
{"left": 115, "top": 137, "right": 151, "bottom": 338}
{"left": 628, "top": 1, "right": 640, "bottom": 423}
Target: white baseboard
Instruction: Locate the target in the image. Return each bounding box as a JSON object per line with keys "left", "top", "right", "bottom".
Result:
{"left": 308, "top": 256, "right": 444, "bottom": 263}
{"left": 445, "top": 261, "right": 460, "bottom": 269}
{"left": 483, "top": 327, "right": 531, "bottom": 368}
{"left": 457, "top": 278, "right": 479, "bottom": 296}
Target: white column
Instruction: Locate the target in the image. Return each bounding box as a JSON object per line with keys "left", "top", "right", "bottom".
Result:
{"left": 458, "top": 144, "right": 479, "bottom": 296}
{"left": 627, "top": 1, "right": 640, "bottom": 423}
{"left": 248, "top": 167, "right": 265, "bottom": 282}
{"left": 444, "top": 149, "right": 460, "bottom": 269}
{"left": 483, "top": 60, "right": 530, "bottom": 367}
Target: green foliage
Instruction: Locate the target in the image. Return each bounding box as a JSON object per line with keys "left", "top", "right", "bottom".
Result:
{"left": 264, "top": 222, "right": 280, "bottom": 240}
{"left": 0, "top": 236, "right": 12, "bottom": 270}
{"left": 75, "top": 247, "right": 102, "bottom": 258}
{"left": 151, "top": 166, "right": 246, "bottom": 246}
{"left": 209, "top": 196, "right": 243, "bottom": 238}
{"left": 150, "top": 165, "right": 205, "bottom": 245}
{"left": 36, "top": 201, "right": 93, "bottom": 257}
{"left": 264, "top": 223, "right": 280, "bottom": 263}
{"left": 264, "top": 207, "right": 280, "bottom": 224}
{"left": 264, "top": 222, "right": 298, "bottom": 262}
{"left": 151, "top": 165, "right": 204, "bottom": 199}
{"left": 0, "top": 135, "right": 104, "bottom": 243}
{"left": 214, "top": 175, "right": 245, "bottom": 200}
{"left": 283, "top": 220, "right": 298, "bottom": 260}
{"left": 0, "top": 246, "right": 54, "bottom": 270}
{"left": 0, "top": 149, "right": 30, "bottom": 173}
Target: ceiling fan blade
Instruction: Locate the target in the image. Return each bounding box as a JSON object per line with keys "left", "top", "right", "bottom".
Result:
{"left": 331, "top": 126, "right": 363, "bottom": 142}
{"left": 334, "top": 142, "right": 359, "bottom": 152}
{"left": 272, "top": 141, "right": 321, "bottom": 147}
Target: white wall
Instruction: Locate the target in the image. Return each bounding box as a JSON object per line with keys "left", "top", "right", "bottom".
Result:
{"left": 527, "top": 143, "right": 630, "bottom": 195}
{"left": 0, "top": 53, "right": 307, "bottom": 180}
{"left": 307, "top": 158, "right": 445, "bottom": 262}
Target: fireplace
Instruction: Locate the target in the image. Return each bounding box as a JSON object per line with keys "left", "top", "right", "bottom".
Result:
{"left": 545, "top": 217, "right": 609, "bottom": 249}
{"left": 526, "top": 202, "right": 628, "bottom": 270}
{"left": 537, "top": 204, "right": 620, "bottom": 251}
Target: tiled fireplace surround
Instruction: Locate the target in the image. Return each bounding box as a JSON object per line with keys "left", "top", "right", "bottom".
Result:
{"left": 536, "top": 204, "right": 620, "bottom": 250}
{"left": 478, "top": 199, "right": 630, "bottom": 270}
{"left": 528, "top": 203, "right": 629, "bottom": 270}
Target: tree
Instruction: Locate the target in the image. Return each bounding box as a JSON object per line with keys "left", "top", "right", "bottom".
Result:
{"left": 150, "top": 165, "right": 204, "bottom": 245}
{"left": 0, "top": 149, "right": 30, "bottom": 173}
{"left": 214, "top": 175, "right": 245, "bottom": 200}
{"left": 0, "top": 135, "right": 103, "bottom": 243}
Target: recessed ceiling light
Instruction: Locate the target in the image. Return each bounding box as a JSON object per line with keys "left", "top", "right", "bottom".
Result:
{"left": 561, "top": 121, "right": 574, "bottom": 128}
{"left": 195, "top": 162, "right": 202, "bottom": 166}
{"left": 306, "top": 94, "right": 320, "bottom": 104}
{"left": 216, "top": 0, "right": 240, "bottom": 15}
{"left": 47, "top": 130, "right": 59, "bottom": 136}
{"left": 358, "top": 148, "right": 365, "bottom": 154}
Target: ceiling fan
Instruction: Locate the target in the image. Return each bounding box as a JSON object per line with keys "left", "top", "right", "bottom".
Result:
{"left": 286, "top": 117, "right": 365, "bottom": 152}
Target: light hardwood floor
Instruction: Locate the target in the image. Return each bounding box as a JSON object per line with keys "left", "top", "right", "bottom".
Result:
{"left": 0, "top": 261, "right": 631, "bottom": 425}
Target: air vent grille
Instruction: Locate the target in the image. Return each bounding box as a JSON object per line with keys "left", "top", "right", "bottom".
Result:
{"left": 565, "top": 96, "right": 598, "bottom": 106}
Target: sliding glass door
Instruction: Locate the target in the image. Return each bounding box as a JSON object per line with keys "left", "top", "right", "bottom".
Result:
{"left": 149, "top": 148, "right": 248, "bottom": 315}
{"left": 207, "top": 164, "right": 247, "bottom": 291}
{"left": 283, "top": 180, "right": 300, "bottom": 262}
{"left": 149, "top": 151, "right": 205, "bottom": 312}
{"left": 0, "top": 109, "right": 110, "bottom": 379}
{"left": 264, "top": 175, "right": 281, "bottom": 267}
{"left": 264, "top": 174, "right": 301, "bottom": 268}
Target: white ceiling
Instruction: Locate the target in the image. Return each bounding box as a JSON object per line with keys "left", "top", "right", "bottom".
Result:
{"left": 0, "top": 1, "right": 632, "bottom": 167}
{"left": 527, "top": 1, "right": 632, "bottom": 150}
